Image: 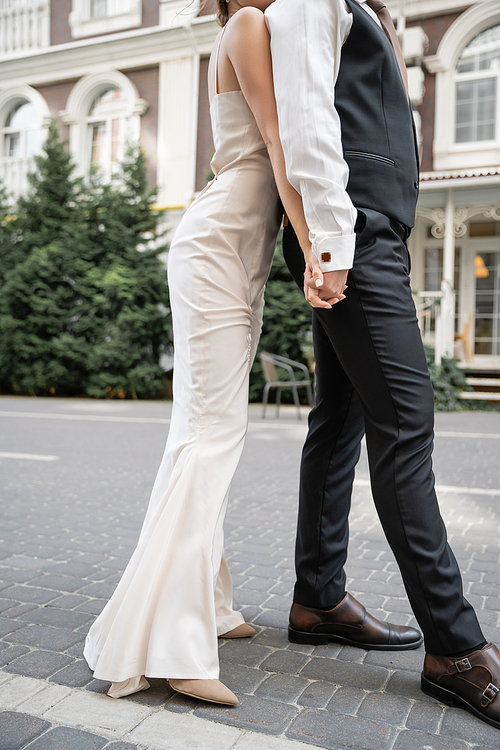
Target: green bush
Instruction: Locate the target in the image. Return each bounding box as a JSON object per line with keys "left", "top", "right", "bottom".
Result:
{"left": 0, "top": 122, "right": 172, "bottom": 398}
{"left": 249, "top": 236, "right": 313, "bottom": 402}
{"left": 423, "top": 345, "right": 470, "bottom": 411}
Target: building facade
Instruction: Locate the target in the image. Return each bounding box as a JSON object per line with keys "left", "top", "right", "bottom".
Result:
{"left": 0, "top": 0, "right": 499, "bottom": 366}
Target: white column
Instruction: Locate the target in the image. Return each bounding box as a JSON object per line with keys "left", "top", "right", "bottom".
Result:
{"left": 441, "top": 188, "right": 456, "bottom": 359}
{"left": 157, "top": 54, "right": 200, "bottom": 210}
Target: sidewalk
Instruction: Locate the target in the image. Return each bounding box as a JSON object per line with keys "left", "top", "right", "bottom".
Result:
{"left": 0, "top": 397, "right": 499, "bottom": 750}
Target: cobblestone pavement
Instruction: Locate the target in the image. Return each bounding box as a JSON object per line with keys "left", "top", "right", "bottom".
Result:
{"left": 0, "top": 396, "right": 499, "bottom": 750}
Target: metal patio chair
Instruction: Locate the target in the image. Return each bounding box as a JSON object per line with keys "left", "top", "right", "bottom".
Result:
{"left": 259, "top": 352, "right": 314, "bottom": 420}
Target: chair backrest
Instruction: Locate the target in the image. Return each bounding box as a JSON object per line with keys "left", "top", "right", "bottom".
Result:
{"left": 260, "top": 353, "right": 277, "bottom": 382}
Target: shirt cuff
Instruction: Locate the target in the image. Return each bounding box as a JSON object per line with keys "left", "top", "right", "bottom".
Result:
{"left": 312, "top": 234, "right": 356, "bottom": 272}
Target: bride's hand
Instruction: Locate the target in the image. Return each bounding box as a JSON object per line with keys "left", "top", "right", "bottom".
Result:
{"left": 304, "top": 253, "right": 347, "bottom": 309}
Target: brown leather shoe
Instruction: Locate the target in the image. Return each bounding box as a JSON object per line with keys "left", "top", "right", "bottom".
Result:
{"left": 422, "top": 643, "right": 500, "bottom": 729}
{"left": 289, "top": 592, "right": 423, "bottom": 650}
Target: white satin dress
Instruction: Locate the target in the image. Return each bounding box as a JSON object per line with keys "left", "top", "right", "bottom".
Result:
{"left": 84, "top": 29, "right": 281, "bottom": 687}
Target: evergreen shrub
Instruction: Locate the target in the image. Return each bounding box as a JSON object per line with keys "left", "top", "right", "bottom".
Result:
{"left": 0, "top": 122, "right": 172, "bottom": 398}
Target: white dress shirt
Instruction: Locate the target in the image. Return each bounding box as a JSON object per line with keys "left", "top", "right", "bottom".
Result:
{"left": 265, "top": 0, "right": 381, "bottom": 272}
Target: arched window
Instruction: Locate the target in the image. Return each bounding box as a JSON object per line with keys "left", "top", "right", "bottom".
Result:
{"left": 0, "top": 88, "right": 49, "bottom": 199}
{"left": 3, "top": 100, "right": 44, "bottom": 159}
{"left": 87, "top": 87, "right": 127, "bottom": 178}
{"left": 61, "top": 71, "right": 147, "bottom": 180}
{"left": 455, "top": 23, "right": 500, "bottom": 144}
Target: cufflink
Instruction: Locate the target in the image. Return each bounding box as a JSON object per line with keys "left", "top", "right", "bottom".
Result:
{"left": 321, "top": 252, "right": 332, "bottom": 263}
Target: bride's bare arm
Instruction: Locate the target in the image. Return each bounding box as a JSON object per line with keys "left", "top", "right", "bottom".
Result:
{"left": 224, "top": 8, "right": 339, "bottom": 309}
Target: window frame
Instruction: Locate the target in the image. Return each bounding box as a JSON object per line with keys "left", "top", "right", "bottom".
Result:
{"left": 425, "top": 2, "right": 500, "bottom": 172}
{"left": 69, "top": 0, "right": 142, "bottom": 39}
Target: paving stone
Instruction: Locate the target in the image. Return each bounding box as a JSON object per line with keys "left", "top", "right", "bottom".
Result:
{"left": 44, "top": 689, "right": 153, "bottom": 737}
{"left": 0, "top": 603, "right": 38, "bottom": 619}
{"left": 105, "top": 744, "right": 138, "bottom": 750}
{"left": 0, "top": 617, "right": 26, "bottom": 638}
{"left": 255, "top": 674, "right": 309, "bottom": 703}
{"left": 123, "top": 678, "right": 171, "bottom": 706}
{"left": 365, "top": 649, "right": 424, "bottom": 673}
{"left": 75, "top": 599, "right": 107, "bottom": 615}
{"left": 326, "top": 686, "right": 366, "bottom": 716}
{"left": 300, "top": 657, "right": 388, "bottom": 691}
{"left": 0, "top": 586, "right": 58, "bottom": 605}
{"left": 3, "top": 649, "right": 73, "bottom": 678}
{"left": 0, "top": 556, "right": 52, "bottom": 570}
{"left": 287, "top": 708, "right": 395, "bottom": 750}
{"left": 219, "top": 641, "right": 272, "bottom": 668}
{"left": 0, "top": 567, "right": 40, "bottom": 583}
{"left": 385, "top": 670, "right": 433, "bottom": 702}
{"left": 77, "top": 582, "right": 117, "bottom": 598}
{"left": 26, "top": 726, "right": 108, "bottom": 750}
{"left": 19, "top": 606, "right": 92, "bottom": 630}
{"left": 0, "top": 674, "right": 46, "bottom": 707}
{"left": 0, "top": 710, "right": 51, "bottom": 750}
{"left": 336, "top": 645, "right": 367, "bottom": 663}
{"left": 439, "top": 705, "right": 500, "bottom": 747}
{"left": 17, "top": 683, "right": 73, "bottom": 714}
{"left": 0, "top": 598, "right": 19, "bottom": 613}
{"left": 261, "top": 650, "right": 309, "bottom": 676}
{"left": 405, "top": 700, "right": 444, "bottom": 732}
{"left": 264, "top": 595, "right": 292, "bottom": 612}
{"left": 383, "top": 598, "right": 414, "bottom": 614}
{"left": 48, "top": 595, "right": 92, "bottom": 610}
{"left": 242, "top": 577, "right": 276, "bottom": 592}
{"left": 252, "top": 628, "right": 289, "bottom": 649}
{"left": 392, "top": 729, "right": 468, "bottom": 749}
{"left": 0, "top": 645, "right": 30, "bottom": 667}
{"left": 4, "top": 624, "right": 84, "bottom": 652}
{"left": 195, "top": 693, "right": 298, "bottom": 734}
{"left": 297, "top": 680, "right": 336, "bottom": 708}
{"left": 219, "top": 662, "right": 268, "bottom": 694}
{"left": 358, "top": 692, "right": 411, "bottom": 726}
{"left": 128, "top": 710, "right": 240, "bottom": 749}
{"left": 253, "top": 610, "right": 289, "bottom": 629}
{"left": 164, "top": 690, "right": 199, "bottom": 713}
{"left": 44, "top": 562, "right": 99, "bottom": 578}
{"left": 234, "top": 589, "right": 271, "bottom": 607}
{"left": 49, "top": 658, "right": 94, "bottom": 687}
{"left": 245, "top": 566, "right": 283, "bottom": 579}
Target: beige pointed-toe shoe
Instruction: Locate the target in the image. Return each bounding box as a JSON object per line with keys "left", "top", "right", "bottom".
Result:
{"left": 107, "top": 675, "right": 150, "bottom": 698}
{"left": 219, "top": 623, "right": 256, "bottom": 639}
{"left": 169, "top": 679, "right": 238, "bottom": 706}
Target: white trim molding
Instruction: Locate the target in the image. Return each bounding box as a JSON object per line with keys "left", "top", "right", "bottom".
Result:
{"left": 160, "top": 0, "right": 201, "bottom": 29}
{"left": 425, "top": 1, "right": 500, "bottom": 172}
{"left": 59, "top": 70, "right": 147, "bottom": 176}
{"left": 69, "top": 0, "right": 142, "bottom": 39}
{"left": 0, "top": 84, "right": 51, "bottom": 200}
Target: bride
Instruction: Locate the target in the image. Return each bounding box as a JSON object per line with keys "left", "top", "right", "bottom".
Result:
{"left": 84, "top": 0, "right": 330, "bottom": 707}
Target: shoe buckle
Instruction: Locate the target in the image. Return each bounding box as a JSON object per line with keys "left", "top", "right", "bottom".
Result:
{"left": 482, "top": 683, "right": 499, "bottom": 704}
{"left": 454, "top": 658, "right": 472, "bottom": 673}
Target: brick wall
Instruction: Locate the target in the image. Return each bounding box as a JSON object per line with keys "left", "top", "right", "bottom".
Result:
{"left": 34, "top": 81, "right": 76, "bottom": 140}
{"left": 408, "top": 11, "right": 462, "bottom": 172}
{"left": 195, "top": 56, "right": 214, "bottom": 192}
{"left": 51, "top": 0, "right": 72, "bottom": 45}
{"left": 142, "top": 0, "right": 160, "bottom": 28}
{"left": 126, "top": 66, "right": 160, "bottom": 187}
{"left": 51, "top": 0, "right": 159, "bottom": 46}
{"left": 198, "top": 1, "right": 214, "bottom": 17}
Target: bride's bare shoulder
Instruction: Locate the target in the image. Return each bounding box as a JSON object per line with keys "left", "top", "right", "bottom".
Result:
{"left": 227, "top": 6, "right": 267, "bottom": 35}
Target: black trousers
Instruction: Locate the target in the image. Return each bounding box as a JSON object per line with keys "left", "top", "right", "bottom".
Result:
{"left": 282, "top": 208, "right": 484, "bottom": 655}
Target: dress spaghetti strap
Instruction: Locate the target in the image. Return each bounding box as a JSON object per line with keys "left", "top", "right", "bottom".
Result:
{"left": 213, "top": 23, "right": 229, "bottom": 96}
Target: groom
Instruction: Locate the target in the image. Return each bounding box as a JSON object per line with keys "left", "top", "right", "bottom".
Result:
{"left": 266, "top": 0, "right": 500, "bottom": 730}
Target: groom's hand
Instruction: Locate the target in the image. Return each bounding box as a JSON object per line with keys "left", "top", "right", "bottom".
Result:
{"left": 304, "top": 253, "right": 348, "bottom": 308}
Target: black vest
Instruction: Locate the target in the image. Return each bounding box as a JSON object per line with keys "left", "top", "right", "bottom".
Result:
{"left": 335, "top": 0, "right": 419, "bottom": 228}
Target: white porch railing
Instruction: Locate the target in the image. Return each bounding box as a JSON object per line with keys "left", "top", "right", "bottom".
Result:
{"left": 414, "top": 291, "right": 444, "bottom": 366}
{"left": 0, "top": 155, "right": 35, "bottom": 200}
{"left": 0, "top": 1, "right": 50, "bottom": 56}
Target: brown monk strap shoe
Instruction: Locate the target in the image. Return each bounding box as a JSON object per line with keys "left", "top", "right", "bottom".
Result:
{"left": 421, "top": 643, "right": 500, "bottom": 730}
{"left": 288, "top": 592, "right": 423, "bottom": 650}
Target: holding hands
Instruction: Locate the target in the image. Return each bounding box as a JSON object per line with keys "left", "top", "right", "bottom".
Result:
{"left": 304, "top": 252, "right": 348, "bottom": 309}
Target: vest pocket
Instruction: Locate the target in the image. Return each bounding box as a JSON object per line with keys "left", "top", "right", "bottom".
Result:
{"left": 344, "top": 151, "right": 395, "bottom": 166}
